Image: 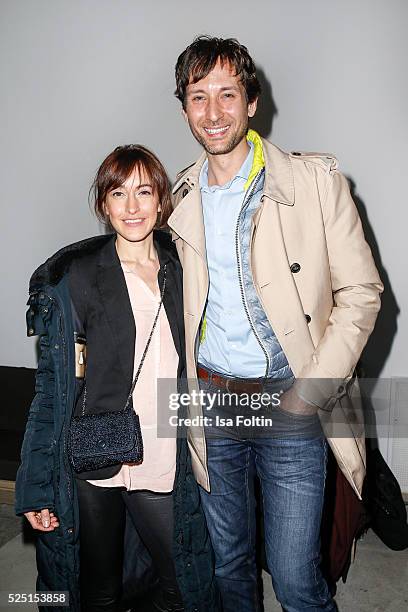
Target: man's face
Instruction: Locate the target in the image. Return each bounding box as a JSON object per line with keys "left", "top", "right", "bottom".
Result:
{"left": 182, "top": 60, "right": 257, "bottom": 156}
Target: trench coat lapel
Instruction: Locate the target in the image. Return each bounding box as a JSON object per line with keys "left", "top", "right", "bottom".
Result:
{"left": 169, "top": 152, "right": 207, "bottom": 262}
{"left": 168, "top": 187, "right": 207, "bottom": 261}
{"left": 96, "top": 236, "right": 135, "bottom": 385}
{"left": 168, "top": 186, "right": 209, "bottom": 321}
{"left": 261, "top": 138, "right": 295, "bottom": 206}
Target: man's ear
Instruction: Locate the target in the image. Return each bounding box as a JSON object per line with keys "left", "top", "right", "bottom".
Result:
{"left": 248, "top": 97, "right": 258, "bottom": 118}
{"left": 181, "top": 108, "right": 188, "bottom": 122}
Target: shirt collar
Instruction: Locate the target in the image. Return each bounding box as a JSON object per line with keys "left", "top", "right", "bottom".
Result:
{"left": 199, "top": 140, "right": 254, "bottom": 193}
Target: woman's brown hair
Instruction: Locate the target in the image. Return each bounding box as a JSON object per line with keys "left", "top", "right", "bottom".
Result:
{"left": 90, "top": 144, "right": 172, "bottom": 228}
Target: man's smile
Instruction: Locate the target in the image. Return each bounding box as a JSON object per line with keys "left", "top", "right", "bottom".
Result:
{"left": 203, "top": 125, "right": 230, "bottom": 136}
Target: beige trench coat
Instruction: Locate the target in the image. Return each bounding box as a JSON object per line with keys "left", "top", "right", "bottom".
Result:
{"left": 167, "top": 137, "right": 383, "bottom": 498}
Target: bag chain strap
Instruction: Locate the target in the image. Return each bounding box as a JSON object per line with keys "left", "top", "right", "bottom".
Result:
{"left": 81, "top": 264, "right": 167, "bottom": 416}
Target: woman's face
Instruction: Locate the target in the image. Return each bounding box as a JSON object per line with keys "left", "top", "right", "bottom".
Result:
{"left": 103, "top": 166, "right": 161, "bottom": 244}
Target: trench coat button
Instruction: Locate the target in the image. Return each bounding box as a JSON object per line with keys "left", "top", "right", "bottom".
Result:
{"left": 182, "top": 188, "right": 189, "bottom": 198}
{"left": 338, "top": 385, "right": 345, "bottom": 394}
{"left": 290, "top": 262, "right": 301, "bottom": 273}
{"left": 28, "top": 328, "right": 34, "bottom": 336}
{"left": 305, "top": 314, "right": 311, "bottom": 323}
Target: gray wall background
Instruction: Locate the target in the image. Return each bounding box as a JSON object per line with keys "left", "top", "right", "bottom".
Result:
{"left": 1, "top": 0, "right": 406, "bottom": 379}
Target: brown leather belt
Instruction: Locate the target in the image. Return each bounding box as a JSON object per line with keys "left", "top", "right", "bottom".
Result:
{"left": 197, "top": 365, "right": 265, "bottom": 394}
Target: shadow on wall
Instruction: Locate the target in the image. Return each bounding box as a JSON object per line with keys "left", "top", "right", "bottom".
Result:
{"left": 249, "top": 65, "right": 277, "bottom": 139}
{"left": 347, "top": 177, "right": 400, "bottom": 380}
{"left": 348, "top": 177, "right": 400, "bottom": 446}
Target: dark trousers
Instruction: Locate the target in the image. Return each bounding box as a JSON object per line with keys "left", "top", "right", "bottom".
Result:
{"left": 76, "top": 479, "right": 183, "bottom": 612}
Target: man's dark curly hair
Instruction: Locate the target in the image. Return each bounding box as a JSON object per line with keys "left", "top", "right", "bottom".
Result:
{"left": 175, "top": 35, "right": 261, "bottom": 110}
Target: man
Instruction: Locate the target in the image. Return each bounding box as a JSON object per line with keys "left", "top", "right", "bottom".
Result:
{"left": 168, "top": 36, "right": 382, "bottom": 611}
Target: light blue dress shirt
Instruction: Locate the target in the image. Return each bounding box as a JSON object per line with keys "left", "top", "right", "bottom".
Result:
{"left": 198, "top": 142, "right": 267, "bottom": 377}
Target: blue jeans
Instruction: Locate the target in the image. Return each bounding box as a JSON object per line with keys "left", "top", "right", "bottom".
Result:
{"left": 198, "top": 375, "right": 336, "bottom": 612}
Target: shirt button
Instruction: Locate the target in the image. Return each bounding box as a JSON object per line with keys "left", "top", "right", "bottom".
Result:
{"left": 305, "top": 314, "right": 311, "bottom": 323}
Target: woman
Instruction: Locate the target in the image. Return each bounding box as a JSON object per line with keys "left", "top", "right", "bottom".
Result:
{"left": 15, "top": 145, "right": 219, "bottom": 612}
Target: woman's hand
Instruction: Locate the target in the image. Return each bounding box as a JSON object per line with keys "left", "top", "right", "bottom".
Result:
{"left": 24, "top": 509, "right": 59, "bottom": 531}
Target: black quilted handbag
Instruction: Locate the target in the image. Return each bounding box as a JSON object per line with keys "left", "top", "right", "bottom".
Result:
{"left": 68, "top": 265, "right": 166, "bottom": 473}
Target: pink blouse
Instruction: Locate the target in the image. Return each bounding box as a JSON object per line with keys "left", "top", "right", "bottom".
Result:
{"left": 88, "top": 265, "right": 178, "bottom": 492}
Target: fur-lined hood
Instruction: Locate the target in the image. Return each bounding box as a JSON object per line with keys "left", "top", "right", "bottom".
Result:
{"left": 29, "top": 230, "right": 177, "bottom": 291}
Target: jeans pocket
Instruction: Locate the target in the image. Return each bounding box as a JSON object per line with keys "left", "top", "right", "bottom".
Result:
{"left": 275, "top": 402, "right": 319, "bottom": 420}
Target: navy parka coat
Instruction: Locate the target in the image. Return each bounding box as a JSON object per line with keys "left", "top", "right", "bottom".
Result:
{"left": 15, "top": 231, "right": 219, "bottom": 612}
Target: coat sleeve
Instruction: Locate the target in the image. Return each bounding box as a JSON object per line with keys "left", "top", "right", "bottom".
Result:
{"left": 294, "top": 168, "right": 383, "bottom": 408}
{"left": 15, "top": 298, "right": 56, "bottom": 515}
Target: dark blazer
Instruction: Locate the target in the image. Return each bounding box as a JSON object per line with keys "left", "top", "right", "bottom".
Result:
{"left": 68, "top": 231, "right": 185, "bottom": 479}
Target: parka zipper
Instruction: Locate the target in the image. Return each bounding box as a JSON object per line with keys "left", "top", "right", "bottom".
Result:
{"left": 32, "top": 289, "right": 74, "bottom": 503}
{"left": 58, "top": 311, "right": 73, "bottom": 504}
{"left": 234, "top": 169, "right": 271, "bottom": 378}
